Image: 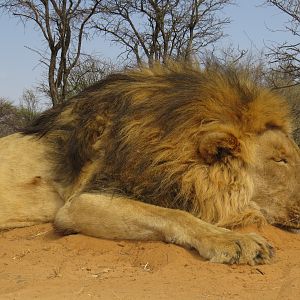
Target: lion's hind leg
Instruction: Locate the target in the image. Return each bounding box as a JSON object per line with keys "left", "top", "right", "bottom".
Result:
{"left": 0, "top": 133, "right": 64, "bottom": 230}
{"left": 0, "top": 194, "right": 63, "bottom": 230}
{"left": 54, "top": 193, "right": 274, "bottom": 265}
{"left": 0, "top": 178, "right": 64, "bottom": 230}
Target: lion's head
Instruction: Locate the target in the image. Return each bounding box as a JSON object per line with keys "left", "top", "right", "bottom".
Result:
{"left": 252, "top": 129, "right": 300, "bottom": 230}
{"left": 186, "top": 124, "right": 300, "bottom": 231}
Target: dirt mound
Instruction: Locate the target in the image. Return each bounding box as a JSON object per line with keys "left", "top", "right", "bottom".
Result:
{"left": 0, "top": 224, "right": 299, "bottom": 299}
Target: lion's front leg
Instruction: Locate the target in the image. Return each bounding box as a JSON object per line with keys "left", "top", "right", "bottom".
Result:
{"left": 54, "top": 193, "right": 274, "bottom": 265}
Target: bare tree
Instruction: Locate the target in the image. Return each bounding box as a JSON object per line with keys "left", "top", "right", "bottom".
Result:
{"left": 214, "top": 46, "right": 274, "bottom": 85}
{"left": 0, "top": 1, "right": 103, "bottom": 106}
{"left": 0, "top": 97, "right": 33, "bottom": 136}
{"left": 67, "top": 56, "right": 116, "bottom": 96}
{"left": 0, "top": 98, "right": 19, "bottom": 137}
{"left": 19, "top": 88, "right": 43, "bottom": 123}
{"left": 265, "top": 0, "right": 300, "bottom": 87}
{"left": 95, "top": 0, "right": 233, "bottom": 66}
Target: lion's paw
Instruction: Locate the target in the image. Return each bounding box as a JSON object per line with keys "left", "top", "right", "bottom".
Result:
{"left": 201, "top": 232, "right": 274, "bottom": 265}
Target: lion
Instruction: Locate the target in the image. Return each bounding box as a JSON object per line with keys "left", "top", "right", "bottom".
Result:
{"left": 0, "top": 63, "right": 299, "bottom": 265}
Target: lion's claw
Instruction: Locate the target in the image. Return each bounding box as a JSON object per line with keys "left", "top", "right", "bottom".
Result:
{"left": 200, "top": 232, "right": 274, "bottom": 265}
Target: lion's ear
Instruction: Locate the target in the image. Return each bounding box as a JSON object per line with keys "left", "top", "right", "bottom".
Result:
{"left": 198, "top": 132, "right": 241, "bottom": 164}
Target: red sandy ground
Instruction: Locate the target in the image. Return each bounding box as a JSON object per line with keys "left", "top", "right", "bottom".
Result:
{"left": 0, "top": 224, "right": 299, "bottom": 300}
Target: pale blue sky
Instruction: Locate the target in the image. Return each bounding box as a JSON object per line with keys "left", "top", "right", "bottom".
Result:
{"left": 0, "top": 0, "right": 295, "bottom": 104}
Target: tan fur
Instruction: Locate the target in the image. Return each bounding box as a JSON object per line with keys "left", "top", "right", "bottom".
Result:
{"left": 0, "top": 134, "right": 63, "bottom": 229}
{"left": 0, "top": 63, "right": 299, "bottom": 265}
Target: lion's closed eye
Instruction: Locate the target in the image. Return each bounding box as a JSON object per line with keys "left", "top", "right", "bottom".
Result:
{"left": 272, "top": 157, "right": 288, "bottom": 164}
